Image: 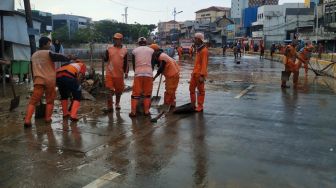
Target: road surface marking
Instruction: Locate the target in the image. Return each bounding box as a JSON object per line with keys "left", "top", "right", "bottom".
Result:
{"left": 83, "top": 171, "right": 120, "bottom": 188}
{"left": 234, "top": 85, "right": 255, "bottom": 99}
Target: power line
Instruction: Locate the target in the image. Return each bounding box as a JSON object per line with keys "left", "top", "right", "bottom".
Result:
{"left": 107, "top": 0, "right": 163, "bottom": 13}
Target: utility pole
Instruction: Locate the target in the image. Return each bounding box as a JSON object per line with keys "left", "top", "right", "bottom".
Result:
{"left": 315, "top": 2, "right": 319, "bottom": 44}
{"left": 125, "top": 7, "right": 128, "bottom": 24}
{"left": 122, "top": 7, "right": 128, "bottom": 24}
{"left": 24, "top": 0, "right": 37, "bottom": 83}
{"left": 172, "top": 8, "right": 183, "bottom": 42}
{"left": 23, "top": 0, "right": 36, "bottom": 55}
{"left": 296, "top": 2, "right": 302, "bottom": 40}
{"left": 1, "top": 12, "right": 5, "bottom": 96}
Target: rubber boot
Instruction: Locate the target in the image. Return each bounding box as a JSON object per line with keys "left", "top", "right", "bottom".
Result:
{"left": 129, "top": 98, "right": 138, "bottom": 117}
{"left": 24, "top": 104, "right": 35, "bottom": 128}
{"left": 115, "top": 94, "right": 121, "bottom": 110}
{"left": 105, "top": 98, "right": 113, "bottom": 113}
{"left": 281, "top": 81, "right": 290, "bottom": 89}
{"left": 45, "top": 104, "right": 54, "bottom": 123}
{"left": 61, "top": 100, "right": 70, "bottom": 118}
{"left": 143, "top": 98, "right": 151, "bottom": 116}
{"left": 190, "top": 92, "right": 196, "bottom": 109}
{"left": 70, "top": 100, "right": 80, "bottom": 121}
{"left": 195, "top": 95, "right": 204, "bottom": 112}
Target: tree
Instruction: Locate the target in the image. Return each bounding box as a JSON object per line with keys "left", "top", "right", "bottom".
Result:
{"left": 138, "top": 26, "right": 150, "bottom": 38}
{"left": 52, "top": 21, "right": 158, "bottom": 45}
{"left": 52, "top": 26, "right": 69, "bottom": 42}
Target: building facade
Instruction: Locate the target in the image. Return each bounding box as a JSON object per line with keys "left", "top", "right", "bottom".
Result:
{"left": 52, "top": 14, "right": 92, "bottom": 39}
{"left": 249, "top": 0, "right": 279, "bottom": 7}
{"left": 157, "top": 20, "right": 181, "bottom": 44}
{"left": 324, "top": 0, "right": 336, "bottom": 31}
{"left": 251, "top": 3, "right": 310, "bottom": 48}
{"left": 195, "top": 6, "right": 230, "bottom": 24}
{"left": 18, "top": 9, "right": 52, "bottom": 34}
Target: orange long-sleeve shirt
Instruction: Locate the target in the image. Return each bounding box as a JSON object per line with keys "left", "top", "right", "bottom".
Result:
{"left": 192, "top": 46, "right": 208, "bottom": 77}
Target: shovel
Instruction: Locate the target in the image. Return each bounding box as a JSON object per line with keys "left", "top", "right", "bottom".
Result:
{"left": 9, "top": 76, "right": 20, "bottom": 111}
{"left": 151, "top": 74, "right": 162, "bottom": 106}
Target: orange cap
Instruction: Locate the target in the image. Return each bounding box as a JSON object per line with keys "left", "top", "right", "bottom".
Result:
{"left": 150, "top": 44, "right": 160, "bottom": 51}
{"left": 113, "top": 33, "right": 123, "bottom": 39}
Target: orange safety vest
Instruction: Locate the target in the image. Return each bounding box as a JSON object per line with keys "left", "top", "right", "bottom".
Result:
{"left": 158, "top": 53, "right": 179, "bottom": 77}
{"left": 106, "top": 46, "right": 128, "bottom": 78}
{"left": 57, "top": 62, "right": 86, "bottom": 78}
{"left": 31, "top": 50, "right": 55, "bottom": 85}
{"left": 192, "top": 46, "right": 209, "bottom": 77}
{"left": 132, "top": 46, "right": 154, "bottom": 77}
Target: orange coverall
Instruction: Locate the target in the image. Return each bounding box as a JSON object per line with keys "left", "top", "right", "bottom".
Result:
{"left": 189, "top": 45, "right": 208, "bottom": 111}
{"left": 24, "top": 50, "right": 70, "bottom": 125}
{"left": 282, "top": 45, "right": 299, "bottom": 87}
{"left": 131, "top": 46, "right": 154, "bottom": 115}
{"left": 297, "top": 46, "right": 313, "bottom": 75}
{"left": 177, "top": 46, "right": 183, "bottom": 59}
{"left": 104, "top": 45, "right": 128, "bottom": 110}
{"left": 154, "top": 52, "right": 180, "bottom": 106}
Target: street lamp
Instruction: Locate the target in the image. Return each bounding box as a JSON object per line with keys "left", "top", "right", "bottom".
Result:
{"left": 173, "top": 8, "right": 183, "bottom": 43}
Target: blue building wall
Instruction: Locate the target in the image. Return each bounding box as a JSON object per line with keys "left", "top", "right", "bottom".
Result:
{"left": 243, "top": 7, "right": 258, "bottom": 28}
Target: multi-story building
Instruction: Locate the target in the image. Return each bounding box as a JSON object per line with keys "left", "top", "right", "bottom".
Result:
{"left": 179, "top": 21, "right": 196, "bottom": 39}
{"left": 18, "top": 9, "right": 52, "bottom": 34}
{"left": 324, "top": 0, "right": 336, "bottom": 31}
{"left": 52, "top": 14, "right": 92, "bottom": 39}
{"left": 194, "top": 6, "right": 231, "bottom": 47}
{"left": 305, "top": 0, "right": 321, "bottom": 7}
{"left": 249, "top": 0, "right": 279, "bottom": 7}
{"left": 195, "top": 6, "right": 230, "bottom": 24}
{"left": 251, "top": 3, "right": 311, "bottom": 47}
{"left": 231, "top": 0, "right": 248, "bottom": 26}
{"left": 157, "top": 20, "right": 181, "bottom": 44}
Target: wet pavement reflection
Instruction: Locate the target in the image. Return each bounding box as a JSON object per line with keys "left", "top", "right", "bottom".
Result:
{"left": 0, "top": 55, "right": 336, "bottom": 187}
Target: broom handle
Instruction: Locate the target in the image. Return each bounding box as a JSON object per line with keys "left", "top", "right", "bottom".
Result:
{"left": 156, "top": 74, "right": 163, "bottom": 97}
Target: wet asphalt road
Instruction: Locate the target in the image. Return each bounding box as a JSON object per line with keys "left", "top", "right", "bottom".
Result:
{"left": 0, "top": 55, "right": 336, "bottom": 188}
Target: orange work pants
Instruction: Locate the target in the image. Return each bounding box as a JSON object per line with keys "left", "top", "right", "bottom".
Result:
{"left": 131, "top": 76, "right": 153, "bottom": 114}
{"left": 29, "top": 84, "right": 56, "bottom": 105}
{"left": 164, "top": 75, "right": 179, "bottom": 106}
{"left": 189, "top": 74, "right": 205, "bottom": 108}
{"left": 105, "top": 75, "right": 125, "bottom": 94}
{"left": 282, "top": 62, "right": 299, "bottom": 87}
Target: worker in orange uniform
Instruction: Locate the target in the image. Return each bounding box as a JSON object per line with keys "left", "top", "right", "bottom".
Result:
{"left": 189, "top": 46, "right": 193, "bottom": 58}
{"left": 24, "top": 37, "right": 72, "bottom": 128}
{"left": 282, "top": 40, "right": 308, "bottom": 89}
{"left": 103, "top": 33, "right": 128, "bottom": 112}
{"left": 129, "top": 37, "right": 155, "bottom": 117}
{"left": 177, "top": 46, "right": 183, "bottom": 59}
{"left": 56, "top": 60, "right": 86, "bottom": 121}
{"left": 150, "top": 44, "right": 180, "bottom": 109}
{"left": 297, "top": 43, "right": 314, "bottom": 77}
{"left": 189, "top": 33, "right": 209, "bottom": 112}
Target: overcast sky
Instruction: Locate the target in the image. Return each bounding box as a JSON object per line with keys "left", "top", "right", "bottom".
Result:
{"left": 15, "top": 0, "right": 304, "bottom": 24}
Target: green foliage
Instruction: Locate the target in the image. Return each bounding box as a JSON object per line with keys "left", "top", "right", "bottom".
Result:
{"left": 52, "top": 26, "right": 69, "bottom": 42}
{"left": 52, "top": 21, "right": 157, "bottom": 45}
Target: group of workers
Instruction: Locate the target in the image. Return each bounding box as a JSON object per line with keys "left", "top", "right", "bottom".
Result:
{"left": 23, "top": 32, "right": 209, "bottom": 128}
{"left": 281, "top": 39, "right": 314, "bottom": 89}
